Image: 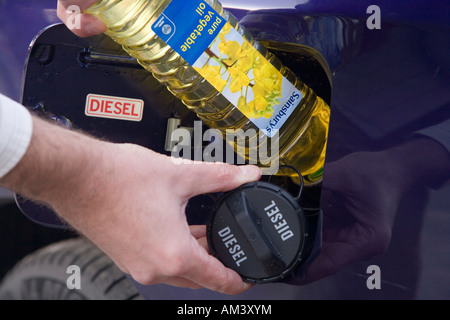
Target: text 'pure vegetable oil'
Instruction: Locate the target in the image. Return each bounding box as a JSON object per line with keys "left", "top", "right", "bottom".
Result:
{"left": 85, "top": 0, "right": 330, "bottom": 183}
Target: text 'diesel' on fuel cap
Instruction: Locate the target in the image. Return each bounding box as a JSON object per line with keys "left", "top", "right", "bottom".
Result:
{"left": 207, "top": 175, "right": 308, "bottom": 284}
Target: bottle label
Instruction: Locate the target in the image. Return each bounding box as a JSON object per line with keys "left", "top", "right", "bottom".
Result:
{"left": 152, "top": 0, "right": 303, "bottom": 137}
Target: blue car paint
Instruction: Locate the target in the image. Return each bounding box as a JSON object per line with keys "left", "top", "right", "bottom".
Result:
{"left": 0, "top": 0, "right": 449, "bottom": 299}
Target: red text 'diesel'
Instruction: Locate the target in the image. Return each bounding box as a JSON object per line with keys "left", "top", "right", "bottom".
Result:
{"left": 85, "top": 94, "right": 144, "bottom": 121}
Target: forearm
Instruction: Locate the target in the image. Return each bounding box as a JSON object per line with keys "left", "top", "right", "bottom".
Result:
{"left": 0, "top": 115, "right": 108, "bottom": 211}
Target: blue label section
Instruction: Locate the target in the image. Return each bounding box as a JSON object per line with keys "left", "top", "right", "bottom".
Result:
{"left": 152, "top": 0, "right": 226, "bottom": 65}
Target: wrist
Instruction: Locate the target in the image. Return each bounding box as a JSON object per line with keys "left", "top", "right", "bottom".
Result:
{"left": 1, "top": 116, "right": 109, "bottom": 211}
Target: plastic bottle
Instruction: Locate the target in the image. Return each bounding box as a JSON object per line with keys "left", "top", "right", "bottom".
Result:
{"left": 85, "top": 0, "right": 330, "bottom": 183}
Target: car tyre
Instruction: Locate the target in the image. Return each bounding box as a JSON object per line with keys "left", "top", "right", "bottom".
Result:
{"left": 0, "top": 237, "right": 142, "bottom": 300}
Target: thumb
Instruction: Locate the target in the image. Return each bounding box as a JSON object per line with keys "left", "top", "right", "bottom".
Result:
{"left": 178, "top": 162, "right": 261, "bottom": 198}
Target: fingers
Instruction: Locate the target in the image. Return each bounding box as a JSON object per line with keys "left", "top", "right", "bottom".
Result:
{"left": 138, "top": 233, "right": 251, "bottom": 295}
{"left": 58, "top": 0, "right": 99, "bottom": 10}
{"left": 162, "top": 163, "right": 259, "bottom": 293}
{"left": 164, "top": 226, "right": 251, "bottom": 294}
{"left": 57, "top": 1, "right": 107, "bottom": 37}
{"left": 189, "top": 225, "right": 207, "bottom": 239}
{"left": 188, "top": 225, "right": 250, "bottom": 294}
{"left": 190, "top": 225, "right": 210, "bottom": 252}
{"left": 182, "top": 242, "right": 253, "bottom": 295}
{"left": 175, "top": 162, "right": 261, "bottom": 199}
{"left": 152, "top": 227, "right": 210, "bottom": 290}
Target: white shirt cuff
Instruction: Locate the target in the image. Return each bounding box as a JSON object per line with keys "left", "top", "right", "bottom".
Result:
{"left": 0, "top": 94, "right": 33, "bottom": 179}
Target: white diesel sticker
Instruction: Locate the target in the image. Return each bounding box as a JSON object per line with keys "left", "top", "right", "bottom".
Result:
{"left": 85, "top": 94, "right": 144, "bottom": 122}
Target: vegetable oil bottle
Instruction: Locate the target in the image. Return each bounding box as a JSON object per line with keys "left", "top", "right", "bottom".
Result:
{"left": 85, "top": 0, "right": 330, "bottom": 183}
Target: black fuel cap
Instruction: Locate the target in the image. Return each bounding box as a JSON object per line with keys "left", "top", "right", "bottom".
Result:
{"left": 207, "top": 180, "right": 308, "bottom": 284}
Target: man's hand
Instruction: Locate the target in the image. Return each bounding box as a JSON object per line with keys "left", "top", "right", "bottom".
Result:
{"left": 0, "top": 116, "right": 261, "bottom": 294}
{"left": 57, "top": 0, "right": 107, "bottom": 37}
{"left": 48, "top": 0, "right": 264, "bottom": 295}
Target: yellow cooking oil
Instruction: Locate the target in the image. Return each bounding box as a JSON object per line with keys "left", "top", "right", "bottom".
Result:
{"left": 85, "top": 0, "right": 330, "bottom": 183}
